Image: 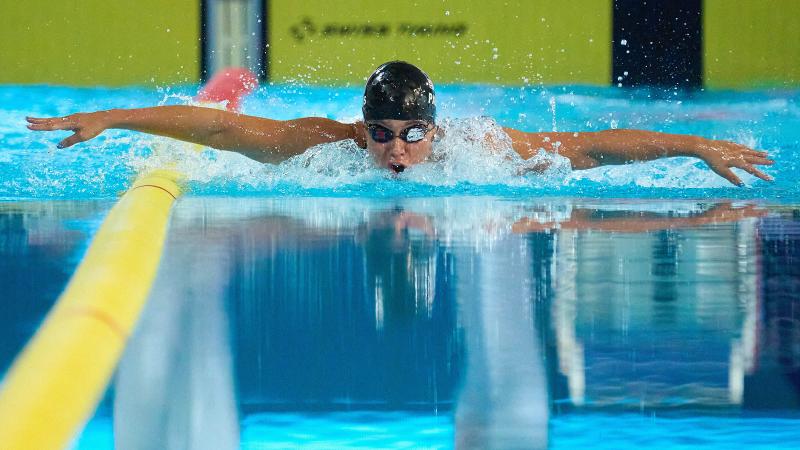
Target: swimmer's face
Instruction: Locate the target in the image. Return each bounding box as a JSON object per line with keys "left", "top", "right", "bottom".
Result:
{"left": 364, "top": 119, "right": 436, "bottom": 174}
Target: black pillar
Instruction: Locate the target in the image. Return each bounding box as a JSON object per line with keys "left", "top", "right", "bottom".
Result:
{"left": 612, "top": 0, "right": 703, "bottom": 89}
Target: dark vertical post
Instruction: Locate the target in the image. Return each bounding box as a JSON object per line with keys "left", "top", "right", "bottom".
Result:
{"left": 612, "top": 0, "right": 703, "bottom": 89}
{"left": 744, "top": 218, "right": 800, "bottom": 409}
{"left": 261, "top": 0, "right": 270, "bottom": 82}
{"left": 199, "top": 0, "right": 209, "bottom": 82}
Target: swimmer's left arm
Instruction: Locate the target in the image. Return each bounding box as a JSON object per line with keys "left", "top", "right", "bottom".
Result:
{"left": 504, "top": 128, "right": 774, "bottom": 186}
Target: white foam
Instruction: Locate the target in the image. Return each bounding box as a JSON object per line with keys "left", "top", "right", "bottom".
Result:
{"left": 128, "top": 116, "right": 573, "bottom": 192}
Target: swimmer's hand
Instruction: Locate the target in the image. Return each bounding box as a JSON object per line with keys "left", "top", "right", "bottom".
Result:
{"left": 693, "top": 139, "right": 774, "bottom": 186}
{"left": 26, "top": 112, "right": 110, "bottom": 148}
{"left": 505, "top": 128, "right": 774, "bottom": 187}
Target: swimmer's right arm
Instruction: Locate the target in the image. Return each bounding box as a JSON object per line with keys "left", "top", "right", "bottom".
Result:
{"left": 26, "top": 106, "right": 367, "bottom": 163}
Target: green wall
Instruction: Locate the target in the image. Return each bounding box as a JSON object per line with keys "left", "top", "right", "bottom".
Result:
{"left": 704, "top": 0, "right": 800, "bottom": 88}
{"left": 268, "top": 0, "right": 612, "bottom": 86}
{"left": 0, "top": 0, "right": 200, "bottom": 86}
{"left": 2, "top": 0, "right": 799, "bottom": 88}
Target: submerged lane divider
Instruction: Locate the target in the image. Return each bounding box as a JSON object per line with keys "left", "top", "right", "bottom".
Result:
{"left": 0, "top": 169, "right": 182, "bottom": 450}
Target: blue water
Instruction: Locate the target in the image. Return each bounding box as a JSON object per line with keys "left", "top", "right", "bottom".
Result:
{"left": 72, "top": 413, "right": 800, "bottom": 450}
{"left": 2, "top": 84, "right": 800, "bottom": 449}
{"left": 1, "top": 84, "right": 798, "bottom": 199}
{"left": 3, "top": 196, "right": 800, "bottom": 449}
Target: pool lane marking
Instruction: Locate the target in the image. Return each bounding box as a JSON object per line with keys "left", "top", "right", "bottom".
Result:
{"left": 131, "top": 183, "right": 178, "bottom": 200}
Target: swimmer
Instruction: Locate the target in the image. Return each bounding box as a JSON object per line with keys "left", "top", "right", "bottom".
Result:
{"left": 27, "top": 61, "right": 773, "bottom": 186}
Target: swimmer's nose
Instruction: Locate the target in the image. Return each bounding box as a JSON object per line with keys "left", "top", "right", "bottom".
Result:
{"left": 388, "top": 138, "right": 406, "bottom": 158}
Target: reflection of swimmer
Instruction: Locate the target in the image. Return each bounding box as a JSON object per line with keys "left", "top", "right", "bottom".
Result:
{"left": 511, "top": 202, "right": 767, "bottom": 233}
{"left": 28, "top": 62, "right": 772, "bottom": 186}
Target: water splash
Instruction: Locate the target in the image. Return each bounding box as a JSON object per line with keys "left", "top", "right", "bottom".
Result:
{"left": 1, "top": 85, "right": 796, "bottom": 200}
{"left": 402, "top": 117, "right": 571, "bottom": 187}
{"left": 127, "top": 117, "right": 572, "bottom": 195}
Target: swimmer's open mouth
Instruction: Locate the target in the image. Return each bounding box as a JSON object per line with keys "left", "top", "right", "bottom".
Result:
{"left": 389, "top": 163, "right": 406, "bottom": 174}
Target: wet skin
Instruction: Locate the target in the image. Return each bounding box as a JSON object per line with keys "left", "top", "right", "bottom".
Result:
{"left": 27, "top": 106, "right": 774, "bottom": 186}
{"left": 363, "top": 119, "right": 436, "bottom": 174}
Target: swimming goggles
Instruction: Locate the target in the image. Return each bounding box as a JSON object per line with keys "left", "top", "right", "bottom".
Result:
{"left": 367, "top": 123, "right": 433, "bottom": 143}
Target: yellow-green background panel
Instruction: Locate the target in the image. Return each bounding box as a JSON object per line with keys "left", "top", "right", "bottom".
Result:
{"left": 704, "top": 0, "right": 800, "bottom": 88}
{"left": 0, "top": 0, "right": 200, "bottom": 86}
{"left": 269, "top": 0, "right": 612, "bottom": 86}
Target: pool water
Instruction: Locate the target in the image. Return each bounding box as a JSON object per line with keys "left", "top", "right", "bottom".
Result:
{"left": 1, "top": 83, "right": 800, "bottom": 449}
{"left": 2, "top": 84, "right": 798, "bottom": 199}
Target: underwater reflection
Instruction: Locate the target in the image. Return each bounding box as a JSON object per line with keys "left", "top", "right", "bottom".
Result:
{"left": 115, "top": 216, "right": 239, "bottom": 450}
{"left": 110, "top": 197, "right": 800, "bottom": 448}
{"left": 745, "top": 214, "right": 800, "bottom": 409}
{"left": 0, "top": 201, "right": 111, "bottom": 376}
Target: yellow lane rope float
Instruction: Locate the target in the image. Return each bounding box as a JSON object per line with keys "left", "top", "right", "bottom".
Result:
{"left": 0, "top": 170, "right": 182, "bottom": 450}
{"left": 0, "top": 68, "right": 257, "bottom": 450}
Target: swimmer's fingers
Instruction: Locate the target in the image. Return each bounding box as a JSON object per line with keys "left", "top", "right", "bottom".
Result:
{"left": 716, "top": 140, "right": 773, "bottom": 161}
{"left": 25, "top": 116, "right": 61, "bottom": 123}
{"left": 719, "top": 140, "right": 763, "bottom": 154}
{"left": 706, "top": 141, "right": 775, "bottom": 185}
{"left": 26, "top": 115, "right": 79, "bottom": 131}
{"left": 710, "top": 159, "right": 773, "bottom": 185}
{"left": 57, "top": 125, "right": 105, "bottom": 148}
{"left": 56, "top": 132, "right": 85, "bottom": 149}
{"left": 745, "top": 155, "right": 774, "bottom": 166}
{"left": 739, "top": 163, "right": 773, "bottom": 182}
{"left": 729, "top": 151, "right": 774, "bottom": 181}
{"left": 745, "top": 149, "right": 770, "bottom": 158}
{"left": 739, "top": 148, "right": 773, "bottom": 162}
{"left": 708, "top": 162, "right": 743, "bottom": 186}
{"left": 27, "top": 113, "right": 106, "bottom": 148}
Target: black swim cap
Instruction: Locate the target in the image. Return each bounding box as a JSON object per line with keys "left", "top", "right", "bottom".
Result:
{"left": 362, "top": 61, "right": 436, "bottom": 123}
